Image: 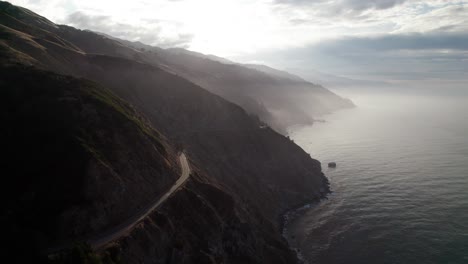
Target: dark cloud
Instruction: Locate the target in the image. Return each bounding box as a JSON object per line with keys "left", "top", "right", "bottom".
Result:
{"left": 65, "top": 11, "right": 193, "bottom": 48}
{"left": 234, "top": 31, "right": 468, "bottom": 84}
{"left": 317, "top": 32, "right": 468, "bottom": 53}
{"left": 345, "top": 0, "right": 406, "bottom": 11}
{"left": 274, "top": 0, "right": 407, "bottom": 16}
{"left": 274, "top": 0, "right": 407, "bottom": 10}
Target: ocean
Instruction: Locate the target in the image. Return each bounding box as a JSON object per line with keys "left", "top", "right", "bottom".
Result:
{"left": 286, "top": 93, "right": 468, "bottom": 264}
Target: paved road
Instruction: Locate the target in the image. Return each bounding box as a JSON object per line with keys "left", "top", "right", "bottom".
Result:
{"left": 90, "top": 153, "right": 191, "bottom": 249}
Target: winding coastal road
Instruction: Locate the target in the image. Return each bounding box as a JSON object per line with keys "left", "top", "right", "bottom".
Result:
{"left": 89, "top": 153, "right": 191, "bottom": 249}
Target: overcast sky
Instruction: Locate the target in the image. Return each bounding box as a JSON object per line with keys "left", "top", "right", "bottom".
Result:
{"left": 10, "top": 0, "right": 468, "bottom": 89}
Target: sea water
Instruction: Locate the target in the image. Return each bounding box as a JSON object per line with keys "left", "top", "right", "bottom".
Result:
{"left": 286, "top": 94, "right": 468, "bottom": 264}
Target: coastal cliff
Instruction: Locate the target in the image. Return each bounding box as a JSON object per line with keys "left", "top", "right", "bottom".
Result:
{"left": 1, "top": 2, "right": 330, "bottom": 263}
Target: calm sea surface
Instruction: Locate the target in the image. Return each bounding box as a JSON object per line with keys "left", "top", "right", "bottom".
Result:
{"left": 286, "top": 94, "right": 468, "bottom": 264}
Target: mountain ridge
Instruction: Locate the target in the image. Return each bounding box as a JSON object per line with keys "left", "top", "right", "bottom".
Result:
{"left": 2, "top": 2, "right": 330, "bottom": 263}
{"left": 48, "top": 19, "right": 354, "bottom": 134}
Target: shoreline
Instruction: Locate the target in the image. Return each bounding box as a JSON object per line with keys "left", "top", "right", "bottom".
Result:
{"left": 280, "top": 177, "right": 332, "bottom": 264}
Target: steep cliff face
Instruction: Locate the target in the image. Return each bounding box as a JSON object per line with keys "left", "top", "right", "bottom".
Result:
{"left": 112, "top": 176, "right": 299, "bottom": 264}
{"left": 1, "top": 2, "right": 330, "bottom": 263}
{"left": 0, "top": 64, "right": 179, "bottom": 260}
{"left": 1, "top": 64, "right": 300, "bottom": 264}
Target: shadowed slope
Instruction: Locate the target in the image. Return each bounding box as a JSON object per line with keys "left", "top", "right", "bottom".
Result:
{"left": 1, "top": 2, "right": 332, "bottom": 263}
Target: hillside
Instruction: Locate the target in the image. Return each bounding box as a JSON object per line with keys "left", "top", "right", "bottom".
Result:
{"left": 1, "top": 4, "right": 352, "bottom": 134}
{"left": 115, "top": 40, "right": 355, "bottom": 133}
{"left": 1, "top": 2, "right": 330, "bottom": 263}
{"left": 0, "top": 64, "right": 179, "bottom": 261}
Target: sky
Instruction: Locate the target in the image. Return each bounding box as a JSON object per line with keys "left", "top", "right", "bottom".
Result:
{"left": 10, "top": 0, "right": 468, "bottom": 91}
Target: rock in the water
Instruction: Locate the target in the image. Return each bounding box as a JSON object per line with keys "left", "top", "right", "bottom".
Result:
{"left": 328, "top": 162, "right": 337, "bottom": 168}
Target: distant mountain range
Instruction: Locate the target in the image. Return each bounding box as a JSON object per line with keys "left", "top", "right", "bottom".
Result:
{"left": 1, "top": 1, "right": 336, "bottom": 263}
{"left": 287, "top": 67, "right": 393, "bottom": 91}
{"left": 108, "top": 37, "right": 354, "bottom": 134}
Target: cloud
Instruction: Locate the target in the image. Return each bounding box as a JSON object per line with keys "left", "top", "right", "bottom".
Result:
{"left": 231, "top": 30, "right": 468, "bottom": 83}
{"left": 65, "top": 11, "right": 193, "bottom": 48}
{"left": 274, "top": 0, "right": 408, "bottom": 15}
{"left": 394, "top": 4, "right": 468, "bottom": 33}
{"left": 9, "top": 0, "right": 468, "bottom": 87}
{"left": 317, "top": 32, "right": 468, "bottom": 52}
